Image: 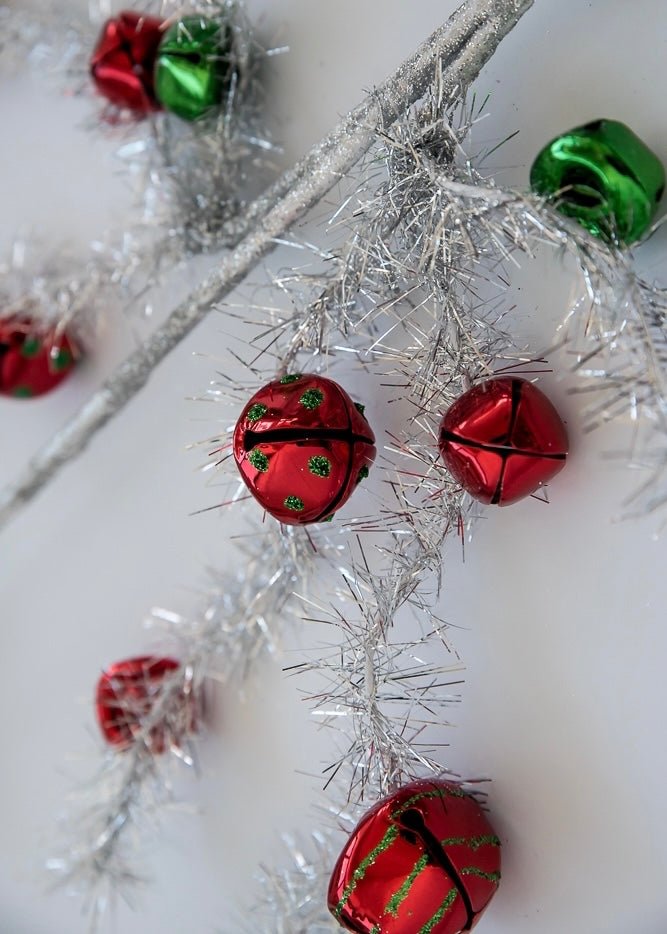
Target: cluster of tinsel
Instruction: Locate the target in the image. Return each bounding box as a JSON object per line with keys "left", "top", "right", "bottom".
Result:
{"left": 0, "top": 0, "right": 279, "bottom": 345}
{"left": 22, "top": 1, "right": 667, "bottom": 931}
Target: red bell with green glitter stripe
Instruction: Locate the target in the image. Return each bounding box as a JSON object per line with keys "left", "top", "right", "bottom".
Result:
{"left": 0, "top": 318, "right": 79, "bottom": 399}
{"left": 233, "top": 374, "right": 375, "bottom": 525}
{"left": 327, "top": 779, "right": 501, "bottom": 934}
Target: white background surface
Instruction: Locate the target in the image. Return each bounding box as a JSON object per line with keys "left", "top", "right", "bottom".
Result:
{"left": 2, "top": 1, "right": 667, "bottom": 932}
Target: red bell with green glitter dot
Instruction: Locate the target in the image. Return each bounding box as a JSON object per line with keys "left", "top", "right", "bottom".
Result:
{"left": 327, "top": 779, "right": 501, "bottom": 934}
{"left": 0, "top": 318, "right": 79, "bottom": 399}
{"left": 233, "top": 373, "right": 376, "bottom": 525}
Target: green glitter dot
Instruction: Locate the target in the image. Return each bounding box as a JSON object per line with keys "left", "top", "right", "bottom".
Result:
{"left": 284, "top": 495, "right": 305, "bottom": 512}
{"left": 20, "top": 337, "right": 41, "bottom": 359}
{"left": 12, "top": 386, "right": 34, "bottom": 398}
{"left": 308, "top": 455, "right": 331, "bottom": 478}
{"left": 246, "top": 403, "right": 267, "bottom": 423}
{"left": 53, "top": 347, "right": 73, "bottom": 372}
{"left": 356, "top": 465, "right": 370, "bottom": 484}
{"left": 279, "top": 373, "right": 301, "bottom": 384}
{"left": 354, "top": 402, "right": 366, "bottom": 416}
{"left": 248, "top": 449, "right": 269, "bottom": 472}
{"left": 299, "top": 388, "right": 324, "bottom": 410}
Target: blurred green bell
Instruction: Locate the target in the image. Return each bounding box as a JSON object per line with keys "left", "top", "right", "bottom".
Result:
{"left": 155, "top": 16, "right": 233, "bottom": 122}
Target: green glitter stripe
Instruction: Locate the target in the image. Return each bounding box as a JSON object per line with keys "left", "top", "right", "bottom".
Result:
{"left": 246, "top": 403, "right": 267, "bottom": 422}
{"left": 369, "top": 927, "right": 380, "bottom": 934}
{"left": 284, "top": 495, "right": 304, "bottom": 512}
{"left": 333, "top": 824, "right": 399, "bottom": 918}
{"left": 417, "top": 887, "right": 458, "bottom": 934}
{"left": 279, "top": 373, "right": 301, "bottom": 384}
{"left": 354, "top": 402, "right": 366, "bottom": 415}
{"left": 12, "top": 386, "right": 33, "bottom": 398}
{"left": 299, "top": 388, "right": 324, "bottom": 410}
{"left": 392, "top": 786, "right": 466, "bottom": 817}
{"left": 440, "top": 834, "right": 501, "bottom": 851}
{"left": 384, "top": 852, "right": 429, "bottom": 917}
{"left": 460, "top": 866, "right": 501, "bottom": 883}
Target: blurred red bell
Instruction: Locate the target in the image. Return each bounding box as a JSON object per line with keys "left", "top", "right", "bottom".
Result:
{"left": 0, "top": 317, "right": 79, "bottom": 399}
{"left": 90, "top": 11, "right": 164, "bottom": 114}
{"left": 95, "top": 656, "right": 192, "bottom": 752}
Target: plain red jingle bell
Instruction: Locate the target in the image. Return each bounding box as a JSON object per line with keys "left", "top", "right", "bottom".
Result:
{"left": 439, "top": 376, "right": 568, "bottom": 506}
{"left": 90, "top": 11, "right": 164, "bottom": 114}
{"left": 96, "top": 656, "right": 184, "bottom": 752}
{"left": 233, "top": 374, "right": 376, "bottom": 525}
{"left": 328, "top": 779, "right": 501, "bottom": 934}
{"left": 0, "top": 318, "right": 78, "bottom": 399}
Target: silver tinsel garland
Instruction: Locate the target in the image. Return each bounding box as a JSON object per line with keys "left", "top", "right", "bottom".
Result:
{"left": 46, "top": 1, "right": 535, "bottom": 926}
{"left": 45, "top": 0, "right": 667, "bottom": 930}
{"left": 210, "top": 56, "right": 667, "bottom": 934}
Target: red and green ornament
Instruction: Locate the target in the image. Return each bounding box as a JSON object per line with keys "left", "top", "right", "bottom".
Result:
{"left": 327, "top": 779, "right": 501, "bottom": 934}
{"left": 439, "top": 376, "right": 568, "bottom": 506}
{"left": 90, "top": 11, "right": 234, "bottom": 122}
{"left": 0, "top": 318, "right": 79, "bottom": 399}
{"left": 233, "top": 374, "right": 376, "bottom": 525}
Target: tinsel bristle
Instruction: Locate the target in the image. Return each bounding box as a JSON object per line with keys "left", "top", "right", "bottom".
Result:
{"left": 43, "top": 0, "right": 667, "bottom": 928}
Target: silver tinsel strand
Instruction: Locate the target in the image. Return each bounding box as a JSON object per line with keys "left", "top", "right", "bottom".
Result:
{"left": 47, "top": 1, "right": 535, "bottom": 925}
{"left": 219, "top": 50, "right": 667, "bottom": 934}
{"left": 0, "top": 0, "right": 533, "bottom": 528}
{"left": 46, "top": 0, "right": 667, "bottom": 922}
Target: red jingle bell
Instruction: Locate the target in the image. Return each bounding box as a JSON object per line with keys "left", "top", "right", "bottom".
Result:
{"left": 90, "top": 11, "right": 164, "bottom": 115}
{"left": 0, "top": 318, "right": 78, "bottom": 399}
{"left": 95, "top": 656, "right": 186, "bottom": 752}
{"left": 233, "top": 374, "right": 376, "bottom": 525}
{"left": 439, "top": 376, "right": 568, "bottom": 506}
{"left": 328, "top": 779, "right": 501, "bottom": 934}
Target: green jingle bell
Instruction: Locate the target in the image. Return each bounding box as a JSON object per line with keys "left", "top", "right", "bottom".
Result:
{"left": 154, "top": 16, "right": 233, "bottom": 121}
{"left": 530, "top": 119, "right": 664, "bottom": 245}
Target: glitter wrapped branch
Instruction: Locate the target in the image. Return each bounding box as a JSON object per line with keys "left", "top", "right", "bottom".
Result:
{"left": 0, "top": 0, "right": 533, "bottom": 526}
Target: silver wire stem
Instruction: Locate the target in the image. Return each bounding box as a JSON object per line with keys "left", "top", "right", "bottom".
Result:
{"left": 0, "top": 0, "right": 532, "bottom": 528}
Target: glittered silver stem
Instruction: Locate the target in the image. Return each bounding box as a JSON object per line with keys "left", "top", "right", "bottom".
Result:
{"left": 0, "top": 0, "right": 532, "bottom": 529}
